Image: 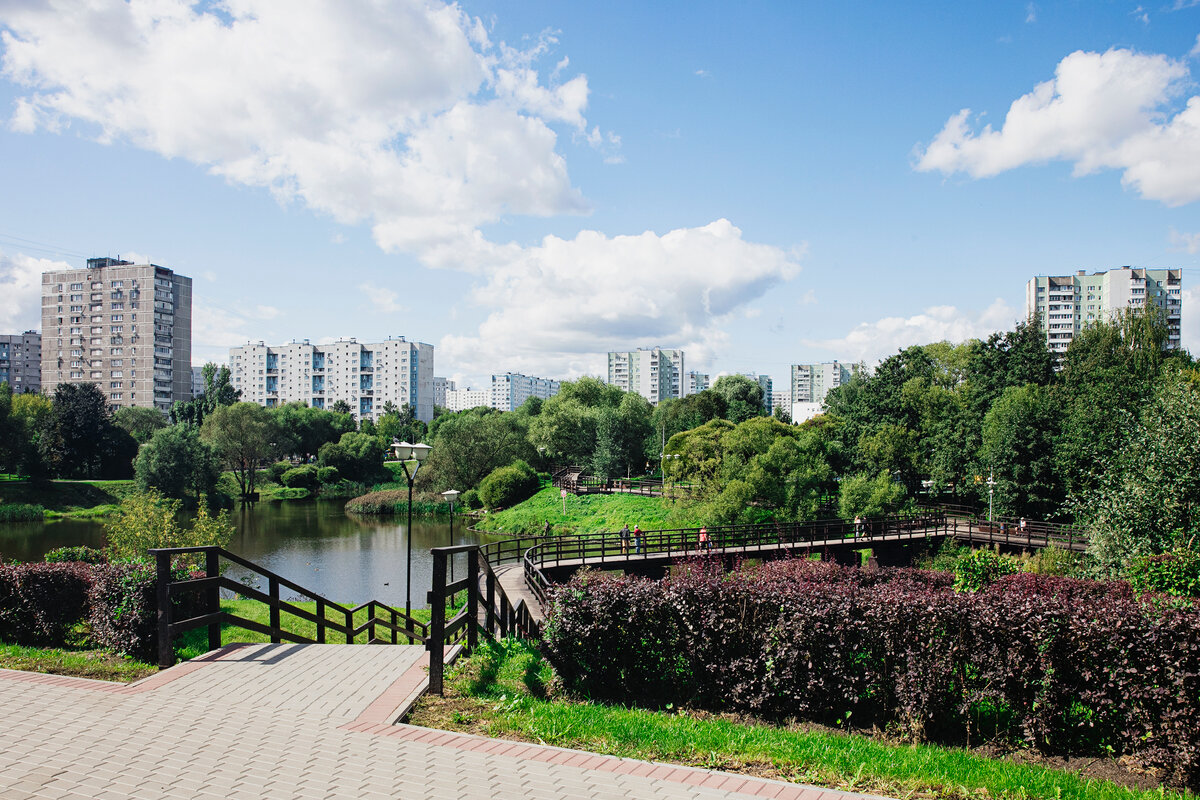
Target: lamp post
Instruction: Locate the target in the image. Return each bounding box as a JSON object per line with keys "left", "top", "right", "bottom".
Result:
{"left": 986, "top": 468, "right": 995, "bottom": 523}
{"left": 441, "top": 489, "right": 460, "bottom": 582}
{"left": 392, "top": 439, "right": 432, "bottom": 630}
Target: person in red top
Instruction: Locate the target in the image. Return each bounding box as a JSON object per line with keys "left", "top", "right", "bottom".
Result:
{"left": 633, "top": 524, "right": 643, "bottom": 554}
{"left": 698, "top": 526, "right": 710, "bottom": 552}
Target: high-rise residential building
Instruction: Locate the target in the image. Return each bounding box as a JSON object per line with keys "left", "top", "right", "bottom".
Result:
{"left": 684, "top": 371, "right": 710, "bottom": 396}
{"left": 791, "top": 361, "right": 850, "bottom": 406}
{"left": 41, "top": 257, "right": 192, "bottom": 411}
{"left": 1025, "top": 267, "right": 1183, "bottom": 354}
{"left": 771, "top": 388, "right": 791, "bottom": 417}
{"left": 741, "top": 373, "right": 774, "bottom": 413}
{"left": 0, "top": 331, "right": 41, "bottom": 394}
{"left": 432, "top": 377, "right": 454, "bottom": 409}
{"left": 444, "top": 387, "right": 490, "bottom": 412}
{"left": 228, "top": 337, "right": 434, "bottom": 422}
{"left": 607, "top": 347, "right": 684, "bottom": 404}
{"left": 191, "top": 365, "right": 205, "bottom": 399}
{"left": 491, "top": 372, "right": 560, "bottom": 412}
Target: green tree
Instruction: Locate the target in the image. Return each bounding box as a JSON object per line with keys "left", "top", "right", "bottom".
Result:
{"left": 978, "top": 383, "right": 1061, "bottom": 519}
{"left": 39, "top": 383, "right": 135, "bottom": 479}
{"left": 9, "top": 392, "right": 51, "bottom": 478}
{"left": 114, "top": 406, "right": 168, "bottom": 444}
{"left": 838, "top": 470, "right": 907, "bottom": 519}
{"left": 420, "top": 408, "right": 536, "bottom": 491}
{"left": 170, "top": 363, "right": 241, "bottom": 427}
{"left": 104, "top": 490, "right": 235, "bottom": 562}
{"left": 330, "top": 399, "right": 352, "bottom": 415}
{"left": 317, "top": 431, "right": 386, "bottom": 484}
{"left": 711, "top": 374, "right": 765, "bottom": 423}
{"left": 200, "top": 402, "right": 283, "bottom": 500}
{"left": 134, "top": 425, "right": 222, "bottom": 502}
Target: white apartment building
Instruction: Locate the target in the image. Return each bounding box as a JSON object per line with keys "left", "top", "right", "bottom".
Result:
{"left": 491, "top": 372, "right": 560, "bottom": 412}
{"left": 432, "top": 377, "right": 454, "bottom": 408}
{"left": 1025, "top": 267, "right": 1183, "bottom": 354}
{"left": 684, "top": 371, "right": 710, "bottom": 396}
{"left": 607, "top": 347, "right": 684, "bottom": 404}
{"left": 740, "top": 373, "right": 774, "bottom": 413}
{"left": 445, "top": 387, "right": 490, "bottom": 412}
{"left": 771, "top": 389, "right": 791, "bottom": 416}
{"left": 791, "top": 361, "right": 850, "bottom": 405}
{"left": 229, "top": 337, "right": 435, "bottom": 422}
{"left": 41, "top": 257, "right": 192, "bottom": 411}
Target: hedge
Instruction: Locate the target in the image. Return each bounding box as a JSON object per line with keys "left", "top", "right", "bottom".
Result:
{"left": 542, "top": 559, "right": 1200, "bottom": 789}
{"left": 0, "top": 562, "right": 94, "bottom": 645}
{"left": 478, "top": 460, "right": 539, "bottom": 510}
{"left": 87, "top": 561, "right": 198, "bottom": 661}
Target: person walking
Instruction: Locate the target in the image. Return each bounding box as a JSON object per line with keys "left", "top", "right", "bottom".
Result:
{"left": 619, "top": 523, "right": 631, "bottom": 555}
{"left": 633, "top": 524, "right": 643, "bottom": 555}
{"left": 698, "top": 525, "right": 710, "bottom": 552}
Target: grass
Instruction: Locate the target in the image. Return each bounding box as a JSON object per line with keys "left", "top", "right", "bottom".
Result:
{"left": 408, "top": 639, "right": 1194, "bottom": 800}
{"left": 0, "top": 641, "right": 158, "bottom": 682}
{"left": 0, "top": 479, "right": 136, "bottom": 519}
{"left": 481, "top": 486, "right": 705, "bottom": 536}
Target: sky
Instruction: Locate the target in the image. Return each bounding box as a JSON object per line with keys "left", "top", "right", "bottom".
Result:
{"left": 2, "top": 1, "right": 1200, "bottom": 391}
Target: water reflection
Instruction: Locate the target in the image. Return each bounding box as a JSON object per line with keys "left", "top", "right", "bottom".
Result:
{"left": 0, "top": 501, "right": 496, "bottom": 608}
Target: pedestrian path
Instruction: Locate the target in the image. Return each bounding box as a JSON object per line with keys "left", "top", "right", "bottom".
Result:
{"left": 0, "top": 643, "right": 889, "bottom": 800}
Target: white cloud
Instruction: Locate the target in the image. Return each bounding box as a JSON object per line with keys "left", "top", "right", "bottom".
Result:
{"left": 439, "top": 219, "right": 803, "bottom": 380}
{"left": 191, "top": 303, "right": 257, "bottom": 365}
{"left": 1025, "top": 3, "right": 1037, "bottom": 23}
{"left": 915, "top": 48, "right": 1200, "bottom": 206}
{"left": 0, "top": 0, "right": 594, "bottom": 254}
{"left": 695, "top": 69, "right": 711, "bottom": 78}
{"left": 1169, "top": 227, "right": 1200, "bottom": 253}
{"left": 254, "top": 305, "right": 280, "bottom": 320}
{"left": 0, "top": 251, "right": 60, "bottom": 330}
{"left": 802, "top": 299, "right": 1019, "bottom": 365}
{"left": 360, "top": 284, "right": 407, "bottom": 314}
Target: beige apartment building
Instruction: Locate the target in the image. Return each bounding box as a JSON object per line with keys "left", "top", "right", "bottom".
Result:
{"left": 40, "top": 257, "right": 192, "bottom": 412}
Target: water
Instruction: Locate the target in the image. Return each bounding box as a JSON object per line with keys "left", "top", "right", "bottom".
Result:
{"left": 0, "top": 500, "right": 496, "bottom": 608}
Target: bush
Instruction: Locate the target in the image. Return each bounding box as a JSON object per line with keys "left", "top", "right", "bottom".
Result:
{"left": 460, "top": 488, "right": 482, "bottom": 510}
{"left": 0, "top": 502, "right": 44, "bottom": 522}
{"left": 87, "top": 561, "right": 201, "bottom": 661}
{"left": 0, "top": 562, "right": 94, "bottom": 645}
{"left": 44, "top": 546, "right": 108, "bottom": 565}
{"left": 1130, "top": 547, "right": 1200, "bottom": 598}
{"left": 478, "top": 460, "right": 539, "bottom": 510}
{"left": 316, "top": 466, "right": 339, "bottom": 484}
{"left": 281, "top": 465, "right": 320, "bottom": 491}
{"left": 318, "top": 432, "right": 387, "bottom": 484}
{"left": 542, "top": 558, "right": 1200, "bottom": 788}
{"left": 266, "top": 460, "right": 293, "bottom": 484}
{"left": 104, "top": 490, "right": 235, "bottom": 562}
{"left": 343, "top": 489, "right": 444, "bottom": 515}
{"left": 953, "top": 548, "right": 1019, "bottom": 592}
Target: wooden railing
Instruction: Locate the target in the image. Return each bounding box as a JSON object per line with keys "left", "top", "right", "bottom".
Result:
{"left": 550, "top": 464, "right": 697, "bottom": 498}
{"left": 151, "top": 546, "right": 429, "bottom": 669}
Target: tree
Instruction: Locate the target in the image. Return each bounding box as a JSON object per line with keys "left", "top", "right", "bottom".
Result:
{"left": 317, "top": 432, "right": 386, "bottom": 484}
{"left": 104, "top": 490, "right": 235, "bottom": 562}
{"left": 39, "top": 383, "right": 131, "bottom": 479}
{"left": 114, "top": 406, "right": 168, "bottom": 445}
{"left": 420, "top": 408, "right": 536, "bottom": 492}
{"left": 377, "top": 403, "right": 426, "bottom": 446}
{"left": 978, "top": 384, "right": 1061, "bottom": 519}
{"left": 0, "top": 383, "right": 20, "bottom": 474}
{"left": 134, "top": 425, "right": 222, "bottom": 502}
{"left": 9, "top": 392, "right": 51, "bottom": 478}
{"left": 200, "top": 402, "right": 282, "bottom": 500}
{"left": 711, "top": 375, "right": 765, "bottom": 423}
{"left": 592, "top": 392, "right": 653, "bottom": 478}
{"left": 330, "top": 399, "right": 352, "bottom": 415}
{"left": 170, "top": 363, "right": 241, "bottom": 427}
{"left": 838, "top": 470, "right": 907, "bottom": 519}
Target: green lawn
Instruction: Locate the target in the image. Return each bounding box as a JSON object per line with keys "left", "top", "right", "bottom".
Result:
{"left": 0, "top": 479, "right": 136, "bottom": 519}
{"left": 479, "top": 486, "right": 704, "bottom": 536}
{"left": 0, "top": 641, "right": 157, "bottom": 682}
{"left": 410, "top": 639, "right": 1193, "bottom": 800}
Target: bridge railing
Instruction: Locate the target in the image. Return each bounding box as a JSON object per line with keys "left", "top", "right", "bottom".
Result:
{"left": 151, "top": 546, "right": 429, "bottom": 670}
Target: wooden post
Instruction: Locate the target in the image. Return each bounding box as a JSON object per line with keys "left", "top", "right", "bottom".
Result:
{"left": 428, "top": 549, "right": 447, "bottom": 695}
{"left": 486, "top": 567, "right": 496, "bottom": 637}
{"left": 205, "top": 548, "right": 221, "bottom": 653}
{"left": 269, "top": 576, "right": 280, "bottom": 644}
{"left": 316, "top": 598, "right": 326, "bottom": 644}
{"left": 155, "top": 549, "right": 174, "bottom": 670}
{"left": 344, "top": 608, "right": 353, "bottom": 644}
{"left": 467, "top": 547, "right": 480, "bottom": 653}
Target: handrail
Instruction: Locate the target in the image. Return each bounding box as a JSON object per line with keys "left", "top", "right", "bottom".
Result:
{"left": 151, "top": 546, "right": 429, "bottom": 669}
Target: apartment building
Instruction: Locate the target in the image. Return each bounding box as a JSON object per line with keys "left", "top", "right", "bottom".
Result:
{"left": 607, "top": 347, "right": 684, "bottom": 404}
{"left": 40, "top": 257, "right": 192, "bottom": 411}
{"left": 229, "top": 337, "right": 435, "bottom": 422}
{"left": 0, "top": 331, "right": 41, "bottom": 394}
{"left": 432, "top": 377, "right": 454, "bottom": 408}
{"left": 771, "top": 389, "right": 791, "bottom": 417}
{"left": 741, "top": 373, "right": 774, "bottom": 413}
{"left": 1025, "top": 267, "right": 1183, "bottom": 354}
{"left": 491, "top": 372, "right": 560, "bottom": 412}
{"left": 791, "top": 361, "right": 850, "bottom": 405}
{"left": 444, "top": 387, "right": 489, "bottom": 412}
{"left": 684, "top": 371, "right": 710, "bottom": 396}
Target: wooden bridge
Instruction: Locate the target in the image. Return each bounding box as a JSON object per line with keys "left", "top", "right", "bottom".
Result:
{"left": 551, "top": 464, "right": 697, "bottom": 498}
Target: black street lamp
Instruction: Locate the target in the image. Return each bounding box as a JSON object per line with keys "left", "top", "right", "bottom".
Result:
{"left": 391, "top": 439, "right": 432, "bottom": 631}
{"left": 441, "top": 488, "right": 460, "bottom": 582}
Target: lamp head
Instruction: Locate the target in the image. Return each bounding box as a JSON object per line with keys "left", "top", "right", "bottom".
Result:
{"left": 441, "top": 489, "right": 461, "bottom": 502}
{"left": 411, "top": 442, "right": 432, "bottom": 462}
{"left": 392, "top": 440, "right": 414, "bottom": 460}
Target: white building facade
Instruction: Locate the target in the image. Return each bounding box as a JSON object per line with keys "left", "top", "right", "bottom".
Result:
{"left": 1025, "top": 267, "right": 1183, "bottom": 355}
{"left": 444, "top": 388, "right": 490, "bottom": 412}
{"left": 229, "top": 337, "right": 435, "bottom": 422}
{"left": 491, "top": 372, "right": 560, "bottom": 411}
{"left": 791, "top": 361, "right": 850, "bottom": 405}
{"left": 684, "top": 371, "right": 710, "bottom": 396}
{"left": 41, "top": 257, "right": 192, "bottom": 411}
{"left": 0, "top": 331, "right": 41, "bottom": 394}
{"left": 607, "top": 347, "right": 684, "bottom": 404}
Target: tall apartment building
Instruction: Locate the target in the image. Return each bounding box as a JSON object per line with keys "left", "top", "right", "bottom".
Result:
{"left": 491, "top": 372, "right": 560, "bottom": 412}
{"left": 444, "top": 387, "right": 489, "bottom": 412}
{"left": 432, "top": 377, "right": 454, "bottom": 409}
{"left": 607, "top": 347, "right": 684, "bottom": 404}
{"left": 40, "top": 257, "right": 192, "bottom": 411}
{"left": 228, "top": 337, "right": 434, "bottom": 422}
{"left": 741, "top": 373, "right": 774, "bottom": 413}
{"left": 684, "top": 371, "right": 710, "bottom": 396}
{"left": 0, "top": 331, "right": 41, "bottom": 394}
{"left": 791, "top": 361, "right": 850, "bottom": 405}
{"left": 771, "top": 389, "right": 792, "bottom": 417}
{"left": 1025, "top": 267, "right": 1183, "bottom": 354}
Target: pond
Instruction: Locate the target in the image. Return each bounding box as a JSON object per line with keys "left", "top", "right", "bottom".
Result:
{"left": 0, "top": 500, "right": 498, "bottom": 608}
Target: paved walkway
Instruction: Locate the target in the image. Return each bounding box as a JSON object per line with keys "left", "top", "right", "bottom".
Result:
{"left": 0, "top": 644, "right": 888, "bottom": 800}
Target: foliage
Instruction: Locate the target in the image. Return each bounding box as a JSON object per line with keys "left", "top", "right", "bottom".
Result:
{"left": 460, "top": 488, "right": 481, "bottom": 510}
{"left": 953, "top": 548, "right": 1019, "bottom": 592}
{"left": 103, "top": 490, "right": 235, "bottom": 561}
{"left": 0, "top": 502, "right": 44, "bottom": 522}
{"left": 86, "top": 561, "right": 162, "bottom": 661}
{"left": 376, "top": 403, "right": 427, "bottom": 448}
{"left": 1129, "top": 547, "right": 1200, "bottom": 598}
{"left": 711, "top": 374, "right": 766, "bottom": 423}
{"left": 543, "top": 560, "right": 1200, "bottom": 788}
{"left": 113, "top": 406, "right": 167, "bottom": 444}
{"left": 0, "top": 562, "right": 94, "bottom": 645}
{"left": 170, "top": 363, "right": 241, "bottom": 428}
{"left": 43, "top": 546, "right": 107, "bottom": 564}
{"left": 268, "top": 402, "right": 355, "bottom": 463}
{"left": 316, "top": 466, "right": 339, "bottom": 483}
{"left": 979, "top": 383, "right": 1062, "bottom": 519}
{"left": 481, "top": 485, "right": 701, "bottom": 536}
{"left": 200, "top": 402, "right": 283, "bottom": 500}
{"left": 479, "top": 460, "right": 541, "bottom": 510}
{"left": 838, "top": 470, "right": 906, "bottom": 519}
{"left": 421, "top": 407, "right": 537, "bottom": 492}
{"left": 134, "top": 424, "right": 223, "bottom": 502}
{"left": 280, "top": 464, "right": 320, "bottom": 491}
{"left": 343, "top": 489, "right": 446, "bottom": 515}
{"left": 39, "top": 383, "right": 137, "bottom": 480}
{"left": 266, "top": 460, "right": 293, "bottom": 484}
{"left": 317, "top": 431, "right": 387, "bottom": 484}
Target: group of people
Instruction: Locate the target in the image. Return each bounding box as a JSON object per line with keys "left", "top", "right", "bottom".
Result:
{"left": 616, "top": 523, "right": 715, "bottom": 555}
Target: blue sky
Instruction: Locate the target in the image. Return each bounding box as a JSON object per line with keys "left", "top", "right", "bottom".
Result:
{"left": 2, "top": 1, "right": 1200, "bottom": 390}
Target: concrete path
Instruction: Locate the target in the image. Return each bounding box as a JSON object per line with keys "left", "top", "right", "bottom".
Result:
{"left": 0, "top": 644, "right": 888, "bottom": 800}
